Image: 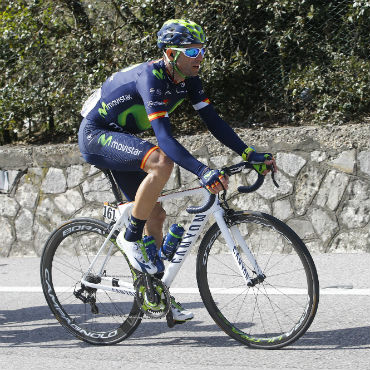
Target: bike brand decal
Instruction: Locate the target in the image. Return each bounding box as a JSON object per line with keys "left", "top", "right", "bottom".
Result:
{"left": 171, "top": 214, "right": 206, "bottom": 263}
{"left": 111, "top": 287, "right": 136, "bottom": 296}
{"left": 44, "top": 268, "right": 118, "bottom": 339}
{"left": 232, "top": 245, "right": 250, "bottom": 281}
{"left": 218, "top": 311, "right": 284, "bottom": 343}
{"left": 194, "top": 215, "right": 206, "bottom": 222}
{"left": 189, "top": 224, "right": 200, "bottom": 231}
{"left": 62, "top": 224, "right": 103, "bottom": 237}
{"left": 203, "top": 231, "right": 219, "bottom": 265}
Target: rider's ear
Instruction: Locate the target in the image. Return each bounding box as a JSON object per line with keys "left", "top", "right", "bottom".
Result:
{"left": 166, "top": 49, "right": 174, "bottom": 60}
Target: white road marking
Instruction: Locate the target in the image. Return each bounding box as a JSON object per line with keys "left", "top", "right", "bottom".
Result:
{"left": 0, "top": 286, "right": 369, "bottom": 295}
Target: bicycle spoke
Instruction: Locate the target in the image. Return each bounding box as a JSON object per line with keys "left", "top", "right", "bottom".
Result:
{"left": 198, "top": 213, "right": 318, "bottom": 348}
{"left": 41, "top": 218, "right": 142, "bottom": 344}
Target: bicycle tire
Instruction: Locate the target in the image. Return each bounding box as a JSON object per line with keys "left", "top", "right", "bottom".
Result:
{"left": 196, "top": 211, "right": 319, "bottom": 349}
{"left": 40, "top": 218, "right": 142, "bottom": 345}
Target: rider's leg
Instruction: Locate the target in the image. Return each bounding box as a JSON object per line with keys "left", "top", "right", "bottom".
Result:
{"left": 124, "top": 148, "right": 173, "bottom": 245}
{"left": 144, "top": 203, "right": 166, "bottom": 248}
{"left": 124, "top": 148, "right": 173, "bottom": 243}
{"left": 132, "top": 148, "right": 173, "bottom": 220}
{"left": 79, "top": 125, "right": 168, "bottom": 274}
{"left": 112, "top": 170, "right": 167, "bottom": 247}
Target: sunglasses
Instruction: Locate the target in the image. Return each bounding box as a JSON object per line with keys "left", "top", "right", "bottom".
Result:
{"left": 170, "top": 47, "right": 206, "bottom": 58}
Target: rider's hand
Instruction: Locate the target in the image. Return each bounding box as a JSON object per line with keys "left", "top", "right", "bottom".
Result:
{"left": 242, "top": 147, "right": 277, "bottom": 175}
{"left": 199, "top": 168, "right": 229, "bottom": 194}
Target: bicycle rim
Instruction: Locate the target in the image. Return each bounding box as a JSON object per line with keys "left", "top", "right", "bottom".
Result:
{"left": 40, "top": 218, "right": 142, "bottom": 345}
{"left": 197, "top": 212, "right": 319, "bottom": 349}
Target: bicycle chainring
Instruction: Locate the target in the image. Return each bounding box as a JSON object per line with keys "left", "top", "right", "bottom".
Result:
{"left": 134, "top": 275, "right": 171, "bottom": 319}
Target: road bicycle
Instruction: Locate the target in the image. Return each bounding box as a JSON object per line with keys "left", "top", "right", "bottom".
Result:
{"left": 40, "top": 161, "right": 319, "bottom": 349}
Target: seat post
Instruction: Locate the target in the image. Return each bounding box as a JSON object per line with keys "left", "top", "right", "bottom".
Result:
{"left": 98, "top": 168, "right": 124, "bottom": 203}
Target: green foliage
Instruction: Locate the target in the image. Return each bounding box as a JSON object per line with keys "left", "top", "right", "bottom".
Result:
{"left": 1, "top": 0, "right": 369, "bottom": 145}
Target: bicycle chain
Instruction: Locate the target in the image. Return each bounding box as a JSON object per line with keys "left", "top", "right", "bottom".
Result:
{"left": 75, "top": 274, "right": 171, "bottom": 321}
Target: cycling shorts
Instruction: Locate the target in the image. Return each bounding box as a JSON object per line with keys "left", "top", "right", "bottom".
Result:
{"left": 78, "top": 118, "right": 159, "bottom": 201}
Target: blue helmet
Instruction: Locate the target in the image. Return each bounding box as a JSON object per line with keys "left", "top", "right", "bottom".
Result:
{"left": 157, "top": 19, "right": 206, "bottom": 49}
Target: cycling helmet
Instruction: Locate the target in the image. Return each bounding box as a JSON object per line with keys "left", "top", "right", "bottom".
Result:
{"left": 157, "top": 19, "right": 206, "bottom": 49}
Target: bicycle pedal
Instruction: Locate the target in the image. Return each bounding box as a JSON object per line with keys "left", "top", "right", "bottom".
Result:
{"left": 166, "top": 312, "right": 187, "bottom": 328}
{"left": 166, "top": 311, "right": 175, "bottom": 328}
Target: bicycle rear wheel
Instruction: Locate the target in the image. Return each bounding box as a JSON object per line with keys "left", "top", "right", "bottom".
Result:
{"left": 197, "top": 211, "right": 319, "bottom": 349}
{"left": 40, "top": 218, "right": 142, "bottom": 345}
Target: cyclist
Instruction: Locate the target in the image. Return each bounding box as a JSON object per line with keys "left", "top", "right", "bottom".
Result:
{"left": 78, "top": 19, "right": 276, "bottom": 323}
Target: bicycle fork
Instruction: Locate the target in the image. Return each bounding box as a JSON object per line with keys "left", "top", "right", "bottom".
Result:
{"left": 213, "top": 209, "right": 265, "bottom": 287}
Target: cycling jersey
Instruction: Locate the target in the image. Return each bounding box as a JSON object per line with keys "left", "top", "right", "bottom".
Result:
{"left": 80, "top": 58, "right": 247, "bottom": 177}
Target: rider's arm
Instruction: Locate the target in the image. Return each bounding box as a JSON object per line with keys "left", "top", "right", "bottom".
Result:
{"left": 186, "top": 77, "right": 248, "bottom": 155}
{"left": 150, "top": 117, "right": 207, "bottom": 177}
{"left": 197, "top": 104, "right": 247, "bottom": 154}
{"left": 136, "top": 65, "right": 207, "bottom": 177}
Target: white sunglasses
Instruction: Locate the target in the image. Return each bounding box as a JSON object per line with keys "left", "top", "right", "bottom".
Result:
{"left": 169, "top": 47, "right": 206, "bottom": 58}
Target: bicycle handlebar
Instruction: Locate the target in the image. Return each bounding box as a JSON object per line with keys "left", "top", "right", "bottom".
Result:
{"left": 186, "top": 193, "right": 216, "bottom": 214}
{"left": 186, "top": 161, "right": 278, "bottom": 214}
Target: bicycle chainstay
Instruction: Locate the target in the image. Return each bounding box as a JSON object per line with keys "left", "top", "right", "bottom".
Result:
{"left": 134, "top": 274, "right": 171, "bottom": 319}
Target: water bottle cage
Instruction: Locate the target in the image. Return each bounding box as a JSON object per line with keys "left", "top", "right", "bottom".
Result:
{"left": 159, "top": 244, "right": 177, "bottom": 261}
{"left": 159, "top": 224, "right": 185, "bottom": 261}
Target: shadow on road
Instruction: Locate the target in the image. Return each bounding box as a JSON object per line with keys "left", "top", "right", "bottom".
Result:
{"left": 0, "top": 302, "right": 369, "bottom": 350}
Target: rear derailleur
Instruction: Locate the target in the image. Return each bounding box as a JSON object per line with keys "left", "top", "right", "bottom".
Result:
{"left": 74, "top": 274, "right": 100, "bottom": 314}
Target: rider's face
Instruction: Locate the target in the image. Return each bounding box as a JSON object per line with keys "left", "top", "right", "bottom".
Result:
{"left": 168, "top": 43, "right": 204, "bottom": 78}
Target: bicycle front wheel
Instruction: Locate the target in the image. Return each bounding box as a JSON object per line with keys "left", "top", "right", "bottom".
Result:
{"left": 40, "top": 218, "right": 142, "bottom": 345}
{"left": 196, "top": 211, "right": 319, "bottom": 349}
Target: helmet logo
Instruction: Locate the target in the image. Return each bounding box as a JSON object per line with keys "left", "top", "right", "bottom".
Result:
{"left": 157, "top": 19, "right": 206, "bottom": 49}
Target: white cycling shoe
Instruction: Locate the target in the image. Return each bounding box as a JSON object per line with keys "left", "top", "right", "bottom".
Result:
{"left": 171, "top": 296, "right": 194, "bottom": 322}
{"left": 117, "top": 232, "right": 157, "bottom": 275}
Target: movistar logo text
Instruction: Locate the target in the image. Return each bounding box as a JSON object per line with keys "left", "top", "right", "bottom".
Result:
{"left": 98, "top": 102, "right": 108, "bottom": 118}
{"left": 153, "top": 68, "right": 165, "bottom": 80}
{"left": 98, "top": 134, "right": 112, "bottom": 146}
{"left": 97, "top": 134, "right": 143, "bottom": 156}
{"left": 98, "top": 95, "right": 133, "bottom": 118}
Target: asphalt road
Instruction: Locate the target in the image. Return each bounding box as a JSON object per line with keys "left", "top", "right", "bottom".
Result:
{"left": 1, "top": 254, "right": 369, "bottom": 370}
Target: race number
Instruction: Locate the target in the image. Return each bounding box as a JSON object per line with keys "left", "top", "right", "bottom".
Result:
{"left": 103, "top": 202, "right": 117, "bottom": 222}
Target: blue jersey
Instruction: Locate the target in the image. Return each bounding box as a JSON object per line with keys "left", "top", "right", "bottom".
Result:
{"left": 82, "top": 59, "right": 247, "bottom": 177}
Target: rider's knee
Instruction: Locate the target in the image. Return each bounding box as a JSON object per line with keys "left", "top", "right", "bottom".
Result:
{"left": 149, "top": 150, "right": 174, "bottom": 176}
{"left": 159, "top": 154, "right": 174, "bottom": 175}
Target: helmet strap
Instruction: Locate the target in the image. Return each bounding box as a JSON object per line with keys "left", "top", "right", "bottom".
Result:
{"left": 164, "top": 50, "right": 187, "bottom": 81}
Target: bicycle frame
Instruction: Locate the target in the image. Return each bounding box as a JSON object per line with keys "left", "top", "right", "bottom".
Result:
{"left": 80, "top": 185, "right": 262, "bottom": 294}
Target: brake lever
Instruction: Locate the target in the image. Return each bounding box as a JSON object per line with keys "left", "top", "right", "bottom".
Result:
{"left": 268, "top": 165, "right": 279, "bottom": 188}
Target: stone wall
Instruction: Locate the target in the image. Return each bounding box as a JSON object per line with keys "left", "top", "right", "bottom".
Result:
{"left": 1, "top": 123, "right": 370, "bottom": 256}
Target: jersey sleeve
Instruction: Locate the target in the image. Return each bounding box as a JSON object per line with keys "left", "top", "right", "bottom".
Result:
{"left": 136, "top": 65, "right": 169, "bottom": 120}
{"left": 186, "top": 77, "right": 248, "bottom": 156}
{"left": 136, "top": 66, "right": 207, "bottom": 177}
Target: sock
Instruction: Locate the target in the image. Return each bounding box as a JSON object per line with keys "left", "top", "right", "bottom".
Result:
{"left": 124, "top": 215, "right": 146, "bottom": 242}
